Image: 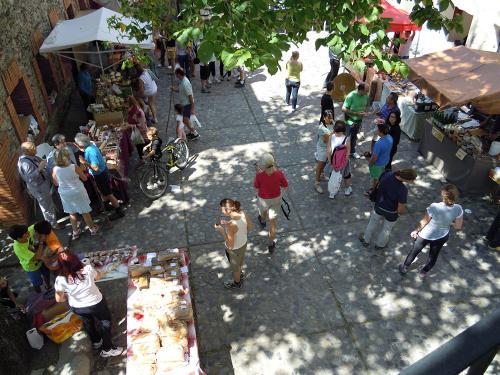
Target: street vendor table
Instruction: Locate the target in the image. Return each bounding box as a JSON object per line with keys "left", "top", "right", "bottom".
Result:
{"left": 126, "top": 248, "right": 205, "bottom": 375}
{"left": 419, "top": 120, "right": 498, "bottom": 194}
{"left": 381, "top": 81, "right": 434, "bottom": 141}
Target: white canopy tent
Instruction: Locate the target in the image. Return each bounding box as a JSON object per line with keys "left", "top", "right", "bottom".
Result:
{"left": 40, "top": 7, "right": 155, "bottom": 72}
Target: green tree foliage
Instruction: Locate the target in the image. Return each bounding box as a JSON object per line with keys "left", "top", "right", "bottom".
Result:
{"left": 110, "top": 0, "right": 463, "bottom": 75}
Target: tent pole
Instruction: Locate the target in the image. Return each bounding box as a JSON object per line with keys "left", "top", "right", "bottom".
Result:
{"left": 96, "top": 41, "right": 105, "bottom": 75}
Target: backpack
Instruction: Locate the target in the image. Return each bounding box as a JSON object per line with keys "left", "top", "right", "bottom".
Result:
{"left": 331, "top": 136, "right": 348, "bottom": 172}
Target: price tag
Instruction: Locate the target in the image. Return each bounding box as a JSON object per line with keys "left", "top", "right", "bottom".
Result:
{"left": 432, "top": 127, "right": 445, "bottom": 142}
{"left": 455, "top": 148, "right": 467, "bottom": 160}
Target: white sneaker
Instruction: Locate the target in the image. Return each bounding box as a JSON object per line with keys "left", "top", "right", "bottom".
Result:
{"left": 214, "top": 77, "right": 221, "bottom": 83}
{"left": 314, "top": 183, "right": 323, "bottom": 194}
{"left": 157, "top": 63, "right": 163, "bottom": 67}
{"left": 100, "top": 347, "right": 124, "bottom": 358}
{"left": 329, "top": 193, "right": 336, "bottom": 199}
{"left": 92, "top": 339, "right": 103, "bottom": 350}
{"left": 351, "top": 152, "right": 361, "bottom": 159}
{"left": 344, "top": 186, "right": 353, "bottom": 196}
{"left": 168, "top": 65, "right": 173, "bottom": 69}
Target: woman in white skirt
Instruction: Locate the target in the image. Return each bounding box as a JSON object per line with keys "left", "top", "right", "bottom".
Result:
{"left": 52, "top": 148, "right": 98, "bottom": 239}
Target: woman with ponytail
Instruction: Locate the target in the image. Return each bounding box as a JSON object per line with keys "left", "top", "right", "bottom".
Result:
{"left": 214, "top": 199, "right": 253, "bottom": 289}
{"left": 399, "top": 184, "right": 463, "bottom": 277}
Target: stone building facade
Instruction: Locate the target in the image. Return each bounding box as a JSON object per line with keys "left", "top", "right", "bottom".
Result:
{"left": 0, "top": 0, "right": 94, "bottom": 227}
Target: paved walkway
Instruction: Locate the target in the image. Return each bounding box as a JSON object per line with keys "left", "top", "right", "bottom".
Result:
{"left": 1, "top": 32, "right": 499, "bottom": 375}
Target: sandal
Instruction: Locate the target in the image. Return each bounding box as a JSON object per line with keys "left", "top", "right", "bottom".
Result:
{"left": 72, "top": 228, "right": 82, "bottom": 240}
{"left": 90, "top": 225, "right": 99, "bottom": 236}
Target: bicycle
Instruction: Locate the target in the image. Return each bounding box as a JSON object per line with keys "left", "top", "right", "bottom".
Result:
{"left": 139, "top": 137, "right": 190, "bottom": 199}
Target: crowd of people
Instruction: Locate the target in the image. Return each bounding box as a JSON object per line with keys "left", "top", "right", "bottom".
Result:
{"left": 211, "top": 50, "right": 467, "bottom": 290}
{"left": 3, "top": 42, "right": 471, "bottom": 364}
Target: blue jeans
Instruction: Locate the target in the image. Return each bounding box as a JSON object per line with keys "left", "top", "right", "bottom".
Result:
{"left": 285, "top": 80, "right": 300, "bottom": 109}
{"left": 177, "top": 54, "right": 190, "bottom": 79}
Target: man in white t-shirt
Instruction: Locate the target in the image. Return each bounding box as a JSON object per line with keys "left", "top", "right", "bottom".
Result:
{"left": 175, "top": 67, "right": 200, "bottom": 140}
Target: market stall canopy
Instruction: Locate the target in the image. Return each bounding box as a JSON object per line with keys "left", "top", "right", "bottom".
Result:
{"left": 381, "top": 0, "right": 422, "bottom": 33}
{"left": 39, "top": 7, "right": 154, "bottom": 53}
{"left": 406, "top": 46, "right": 500, "bottom": 114}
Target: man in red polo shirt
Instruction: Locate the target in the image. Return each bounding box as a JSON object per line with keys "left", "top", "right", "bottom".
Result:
{"left": 254, "top": 153, "right": 289, "bottom": 253}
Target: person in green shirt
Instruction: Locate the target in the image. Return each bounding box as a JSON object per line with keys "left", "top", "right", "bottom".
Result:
{"left": 342, "top": 83, "right": 369, "bottom": 159}
{"left": 285, "top": 51, "right": 303, "bottom": 110}
{"left": 9, "top": 224, "right": 51, "bottom": 293}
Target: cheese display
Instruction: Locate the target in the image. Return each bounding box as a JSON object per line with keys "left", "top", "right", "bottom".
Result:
{"left": 127, "top": 249, "right": 204, "bottom": 375}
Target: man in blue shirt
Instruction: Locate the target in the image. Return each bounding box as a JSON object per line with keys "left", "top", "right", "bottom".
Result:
{"left": 78, "top": 64, "right": 93, "bottom": 113}
{"left": 367, "top": 123, "right": 393, "bottom": 191}
{"left": 74, "top": 133, "right": 124, "bottom": 220}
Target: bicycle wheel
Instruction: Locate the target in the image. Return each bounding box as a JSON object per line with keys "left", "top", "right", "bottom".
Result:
{"left": 173, "top": 138, "right": 190, "bottom": 170}
{"left": 139, "top": 165, "right": 169, "bottom": 199}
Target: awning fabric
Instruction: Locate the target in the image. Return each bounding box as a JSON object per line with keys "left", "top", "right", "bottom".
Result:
{"left": 381, "top": 0, "right": 422, "bottom": 33}
{"left": 405, "top": 46, "right": 500, "bottom": 114}
{"left": 40, "top": 7, "right": 154, "bottom": 53}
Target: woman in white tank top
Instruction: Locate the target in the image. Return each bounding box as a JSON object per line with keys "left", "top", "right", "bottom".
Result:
{"left": 52, "top": 148, "right": 98, "bottom": 239}
{"left": 214, "top": 199, "right": 254, "bottom": 289}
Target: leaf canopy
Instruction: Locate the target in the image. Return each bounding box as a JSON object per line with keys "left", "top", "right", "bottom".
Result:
{"left": 110, "top": 0, "right": 461, "bottom": 77}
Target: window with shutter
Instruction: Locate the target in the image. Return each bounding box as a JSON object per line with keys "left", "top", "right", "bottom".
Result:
{"left": 2, "top": 61, "right": 46, "bottom": 144}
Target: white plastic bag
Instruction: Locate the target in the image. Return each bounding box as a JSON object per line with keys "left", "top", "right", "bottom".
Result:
{"left": 26, "top": 328, "right": 44, "bottom": 349}
{"left": 190, "top": 114, "right": 203, "bottom": 128}
{"left": 327, "top": 170, "right": 342, "bottom": 197}
{"left": 130, "top": 126, "right": 145, "bottom": 145}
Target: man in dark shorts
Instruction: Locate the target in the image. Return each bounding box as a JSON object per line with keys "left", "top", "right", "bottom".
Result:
{"left": 175, "top": 67, "right": 200, "bottom": 140}
{"left": 74, "top": 133, "right": 125, "bottom": 220}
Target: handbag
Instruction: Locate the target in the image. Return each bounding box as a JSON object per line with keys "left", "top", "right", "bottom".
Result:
{"left": 281, "top": 197, "right": 291, "bottom": 220}
{"left": 190, "top": 114, "right": 203, "bottom": 128}
{"left": 130, "top": 126, "right": 145, "bottom": 145}
{"left": 146, "top": 68, "right": 159, "bottom": 82}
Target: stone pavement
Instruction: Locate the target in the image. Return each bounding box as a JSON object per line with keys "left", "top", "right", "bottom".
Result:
{"left": 0, "top": 32, "right": 499, "bottom": 374}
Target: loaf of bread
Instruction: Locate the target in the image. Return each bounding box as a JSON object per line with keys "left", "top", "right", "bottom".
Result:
{"left": 155, "top": 345, "right": 186, "bottom": 371}
{"left": 157, "top": 249, "right": 180, "bottom": 262}
{"left": 149, "top": 265, "right": 164, "bottom": 276}
{"left": 126, "top": 363, "right": 156, "bottom": 375}
{"left": 129, "top": 265, "right": 150, "bottom": 277}
{"left": 129, "top": 332, "right": 160, "bottom": 354}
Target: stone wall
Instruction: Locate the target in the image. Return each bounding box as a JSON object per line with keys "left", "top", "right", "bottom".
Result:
{"left": 0, "top": 0, "right": 80, "bottom": 226}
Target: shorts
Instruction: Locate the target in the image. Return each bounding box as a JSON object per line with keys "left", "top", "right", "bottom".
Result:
{"left": 93, "top": 169, "right": 112, "bottom": 196}
{"left": 315, "top": 148, "right": 327, "bottom": 163}
{"left": 257, "top": 196, "right": 281, "bottom": 220}
{"left": 227, "top": 243, "right": 247, "bottom": 273}
{"left": 341, "top": 160, "right": 352, "bottom": 179}
{"left": 369, "top": 165, "right": 385, "bottom": 179}
{"left": 200, "top": 64, "right": 210, "bottom": 80}
{"left": 183, "top": 104, "right": 192, "bottom": 119}
{"left": 167, "top": 47, "right": 176, "bottom": 60}
{"left": 26, "top": 265, "right": 50, "bottom": 287}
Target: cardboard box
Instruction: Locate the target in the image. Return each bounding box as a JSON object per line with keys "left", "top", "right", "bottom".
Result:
{"left": 42, "top": 301, "right": 70, "bottom": 322}
{"left": 93, "top": 111, "right": 123, "bottom": 126}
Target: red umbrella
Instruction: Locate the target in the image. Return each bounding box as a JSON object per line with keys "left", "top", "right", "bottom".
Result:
{"left": 381, "top": 0, "right": 421, "bottom": 33}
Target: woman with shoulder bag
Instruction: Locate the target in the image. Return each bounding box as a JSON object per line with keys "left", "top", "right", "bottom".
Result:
{"left": 399, "top": 184, "right": 463, "bottom": 277}
{"left": 326, "top": 120, "right": 353, "bottom": 198}
{"left": 285, "top": 51, "right": 303, "bottom": 110}
{"left": 127, "top": 96, "right": 148, "bottom": 162}
{"left": 214, "top": 199, "right": 253, "bottom": 290}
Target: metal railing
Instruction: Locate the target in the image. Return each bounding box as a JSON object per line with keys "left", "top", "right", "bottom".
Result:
{"left": 400, "top": 308, "right": 500, "bottom": 375}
